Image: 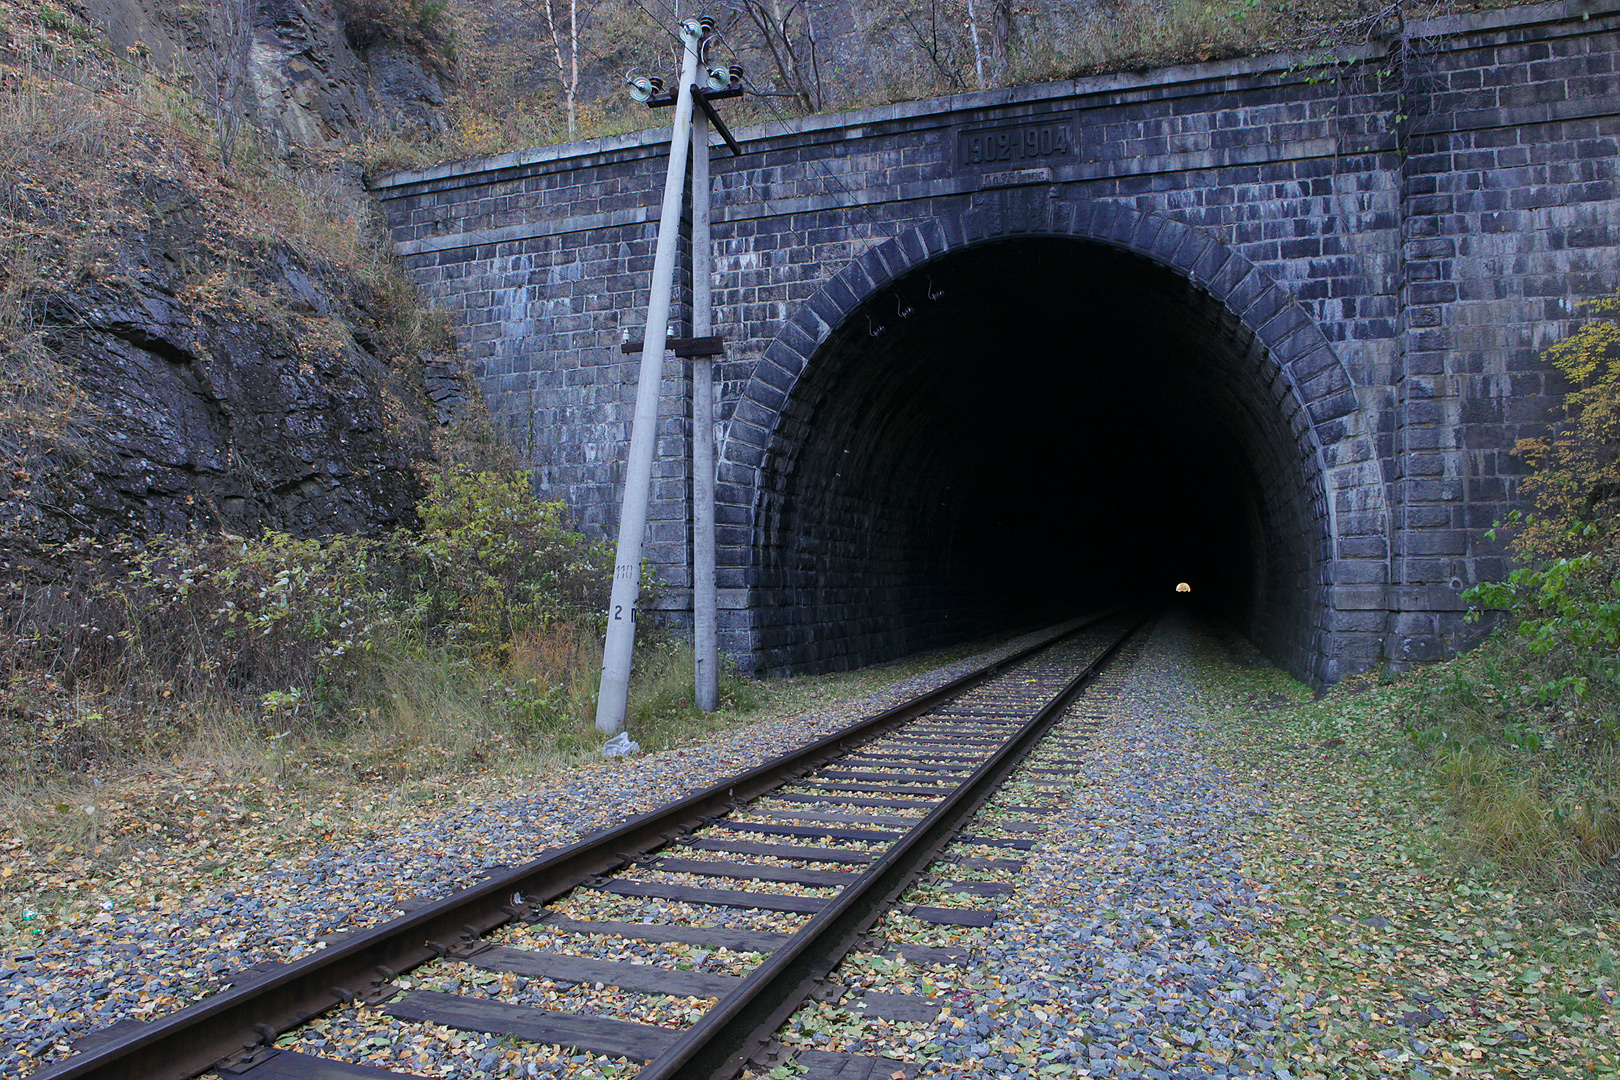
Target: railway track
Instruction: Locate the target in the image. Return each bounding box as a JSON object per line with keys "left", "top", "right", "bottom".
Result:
{"left": 37, "top": 610, "right": 1146, "bottom": 1080}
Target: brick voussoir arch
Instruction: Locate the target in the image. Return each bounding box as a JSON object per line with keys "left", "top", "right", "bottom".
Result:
{"left": 717, "top": 202, "right": 1393, "bottom": 671}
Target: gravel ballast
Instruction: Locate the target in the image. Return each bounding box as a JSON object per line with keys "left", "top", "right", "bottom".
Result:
{"left": 4, "top": 616, "right": 1302, "bottom": 1079}
{"left": 941, "top": 618, "right": 1295, "bottom": 1078}
{"left": 775, "top": 616, "right": 1297, "bottom": 1078}
{"left": 1, "top": 627, "right": 1061, "bottom": 1078}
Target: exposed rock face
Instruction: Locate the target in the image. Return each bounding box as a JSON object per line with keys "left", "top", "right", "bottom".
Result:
{"left": 252, "top": 0, "right": 450, "bottom": 151}
{"left": 6, "top": 176, "right": 430, "bottom": 546}
{"left": 0, "top": 0, "right": 461, "bottom": 553}
{"left": 78, "top": 0, "right": 451, "bottom": 150}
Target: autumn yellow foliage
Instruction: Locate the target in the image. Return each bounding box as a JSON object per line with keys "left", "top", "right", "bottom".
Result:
{"left": 1511, "top": 291, "right": 1620, "bottom": 561}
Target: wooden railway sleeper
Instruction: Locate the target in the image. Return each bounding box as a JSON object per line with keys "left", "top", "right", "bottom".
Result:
{"left": 361, "top": 963, "right": 405, "bottom": 1005}
{"left": 33, "top": 612, "right": 1126, "bottom": 1080}
{"left": 216, "top": 1044, "right": 275, "bottom": 1075}
{"left": 634, "top": 614, "right": 1144, "bottom": 1080}
{"left": 617, "top": 849, "right": 658, "bottom": 866}
{"left": 360, "top": 980, "right": 404, "bottom": 1007}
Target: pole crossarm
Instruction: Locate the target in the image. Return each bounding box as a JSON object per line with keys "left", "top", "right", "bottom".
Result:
{"left": 644, "top": 85, "right": 742, "bottom": 108}
{"left": 691, "top": 88, "right": 743, "bottom": 156}
{"left": 619, "top": 335, "right": 726, "bottom": 357}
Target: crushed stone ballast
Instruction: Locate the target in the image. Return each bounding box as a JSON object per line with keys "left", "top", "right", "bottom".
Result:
{"left": 32, "top": 611, "right": 1145, "bottom": 1080}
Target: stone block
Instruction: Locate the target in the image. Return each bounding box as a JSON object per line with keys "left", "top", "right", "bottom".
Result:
{"left": 367, "top": 9, "right": 1617, "bottom": 683}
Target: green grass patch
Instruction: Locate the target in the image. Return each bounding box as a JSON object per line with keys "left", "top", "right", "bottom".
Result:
{"left": 1187, "top": 626, "right": 1619, "bottom": 1078}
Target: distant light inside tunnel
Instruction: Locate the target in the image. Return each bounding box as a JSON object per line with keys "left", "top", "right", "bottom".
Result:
{"left": 1176, "top": 582, "right": 1192, "bottom": 593}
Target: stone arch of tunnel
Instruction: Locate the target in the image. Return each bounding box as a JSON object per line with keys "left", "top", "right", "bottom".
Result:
{"left": 718, "top": 213, "right": 1385, "bottom": 685}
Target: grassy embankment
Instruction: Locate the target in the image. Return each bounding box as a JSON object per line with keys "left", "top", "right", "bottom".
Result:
{"left": 0, "top": 622, "right": 1013, "bottom": 950}
{"left": 1192, "top": 631, "right": 1618, "bottom": 1078}
{"left": 1189, "top": 287, "right": 1620, "bottom": 1077}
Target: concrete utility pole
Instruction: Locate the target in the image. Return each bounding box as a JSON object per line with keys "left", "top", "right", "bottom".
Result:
{"left": 595, "top": 18, "right": 705, "bottom": 736}
{"left": 691, "top": 104, "right": 719, "bottom": 712}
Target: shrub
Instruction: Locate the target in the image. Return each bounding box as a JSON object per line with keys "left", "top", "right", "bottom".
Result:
{"left": 1410, "top": 288, "right": 1620, "bottom": 904}
{"left": 1464, "top": 289, "right": 1620, "bottom": 727}
{"left": 1509, "top": 290, "right": 1620, "bottom": 561}
{"left": 0, "top": 467, "right": 617, "bottom": 775}
{"left": 407, "top": 468, "right": 613, "bottom": 658}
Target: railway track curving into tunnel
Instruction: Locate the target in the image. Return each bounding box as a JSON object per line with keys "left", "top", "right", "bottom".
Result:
{"left": 36, "top": 610, "right": 1148, "bottom": 1080}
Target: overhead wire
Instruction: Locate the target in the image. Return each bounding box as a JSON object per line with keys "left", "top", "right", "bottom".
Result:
{"left": 702, "top": 26, "right": 896, "bottom": 246}
{"left": 627, "top": 10, "right": 933, "bottom": 344}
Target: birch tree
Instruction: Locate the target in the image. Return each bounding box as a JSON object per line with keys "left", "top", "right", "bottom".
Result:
{"left": 965, "top": 0, "right": 986, "bottom": 89}
{"left": 535, "top": 0, "right": 581, "bottom": 138}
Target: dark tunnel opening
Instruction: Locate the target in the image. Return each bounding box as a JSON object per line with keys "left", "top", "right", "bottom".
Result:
{"left": 749, "top": 237, "right": 1324, "bottom": 679}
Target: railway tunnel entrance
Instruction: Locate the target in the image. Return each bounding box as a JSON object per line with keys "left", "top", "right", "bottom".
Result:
{"left": 743, "top": 234, "right": 1334, "bottom": 682}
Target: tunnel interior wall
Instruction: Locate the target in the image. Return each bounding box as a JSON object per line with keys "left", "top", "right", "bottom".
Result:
{"left": 746, "top": 237, "right": 1334, "bottom": 679}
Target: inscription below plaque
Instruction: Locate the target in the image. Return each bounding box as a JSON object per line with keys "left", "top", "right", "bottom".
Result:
{"left": 957, "top": 118, "right": 1076, "bottom": 170}
{"left": 980, "top": 167, "right": 1053, "bottom": 188}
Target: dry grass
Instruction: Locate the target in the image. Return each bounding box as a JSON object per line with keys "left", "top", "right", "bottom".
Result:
{"left": 1432, "top": 745, "right": 1620, "bottom": 894}
{"left": 1402, "top": 645, "right": 1620, "bottom": 911}
{"left": 1012, "top": 0, "right": 1266, "bottom": 81}
{"left": 0, "top": 38, "right": 123, "bottom": 493}
{"left": 0, "top": 627, "right": 1023, "bottom": 949}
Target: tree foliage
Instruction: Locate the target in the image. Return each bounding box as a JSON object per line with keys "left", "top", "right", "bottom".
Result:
{"left": 1511, "top": 291, "right": 1620, "bottom": 561}
{"left": 1466, "top": 292, "right": 1620, "bottom": 725}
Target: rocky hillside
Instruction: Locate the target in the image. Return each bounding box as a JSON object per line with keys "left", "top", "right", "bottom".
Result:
{"left": 80, "top": 0, "right": 452, "bottom": 149}
{"left": 0, "top": 0, "right": 468, "bottom": 554}
{"left": 0, "top": 0, "right": 1518, "bottom": 557}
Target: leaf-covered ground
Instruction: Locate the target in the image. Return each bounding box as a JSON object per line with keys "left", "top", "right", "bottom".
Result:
{"left": 0, "top": 633, "right": 1032, "bottom": 950}
{"left": 1190, "top": 635, "right": 1619, "bottom": 1078}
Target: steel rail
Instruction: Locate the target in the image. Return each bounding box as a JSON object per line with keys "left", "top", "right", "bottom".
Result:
{"left": 35, "top": 612, "right": 1119, "bottom": 1080}
{"left": 636, "top": 614, "right": 1145, "bottom": 1080}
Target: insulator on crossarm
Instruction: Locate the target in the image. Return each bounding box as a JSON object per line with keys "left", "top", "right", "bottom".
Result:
{"left": 626, "top": 72, "right": 663, "bottom": 103}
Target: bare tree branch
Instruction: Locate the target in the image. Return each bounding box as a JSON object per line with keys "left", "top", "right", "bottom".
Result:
{"left": 726, "top": 0, "right": 823, "bottom": 112}
{"left": 198, "top": 0, "right": 254, "bottom": 170}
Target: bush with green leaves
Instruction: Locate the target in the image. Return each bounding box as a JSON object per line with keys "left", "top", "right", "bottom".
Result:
{"left": 1466, "top": 541, "right": 1620, "bottom": 730}
{"left": 1404, "top": 289, "right": 1620, "bottom": 897}
{"left": 0, "top": 468, "right": 616, "bottom": 768}
{"left": 406, "top": 468, "right": 615, "bottom": 658}
{"left": 1463, "top": 289, "right": 1620, "bottom": 731}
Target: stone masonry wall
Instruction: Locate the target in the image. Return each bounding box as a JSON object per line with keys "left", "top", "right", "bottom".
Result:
{"left": 371, "top": 0, "right": 1620, "bottom": 684}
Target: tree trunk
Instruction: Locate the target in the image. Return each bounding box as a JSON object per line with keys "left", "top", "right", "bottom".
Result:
{"left": 205, "top": 0, "right": 253, "bottom": 171}
{"left": 540, "top": 0, "right": 576, "bottom": 138}
{"left": 966, "top": 0, "right": 986, "bottom": 89}
{"left": 990, "top": 0, "right": 1011, "bottom": 76}
{"left": 567, "top": 0, "right": 578, "bottom": 137}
